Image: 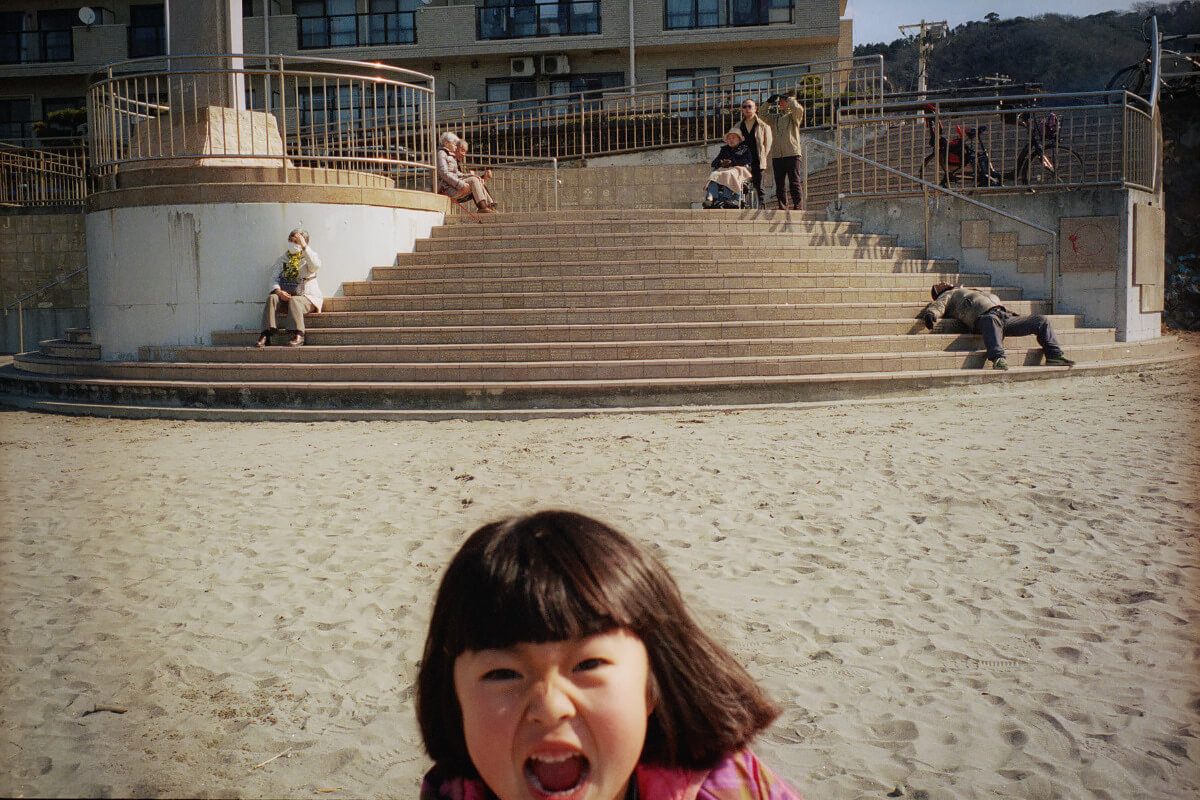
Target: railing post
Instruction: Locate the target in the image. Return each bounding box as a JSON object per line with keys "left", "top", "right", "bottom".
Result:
{"left": 279, "top": 56, "right": 289, "bottom": 181}
{"left": 17, "top": 301, "right": 23, "bottom": 354}
{"left": 552, "top": 156, "right": 559, "bottom": 211}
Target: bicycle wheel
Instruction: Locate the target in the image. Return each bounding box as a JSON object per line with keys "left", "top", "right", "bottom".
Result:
{"left": 920, "top": 151, "right": 951, "bottom": 187}
{"left": 1027, "top": 145, "right": 1085, "bottom": 187}
{"left": 1106, "top": 63, "right": 1146, "bottom": 94}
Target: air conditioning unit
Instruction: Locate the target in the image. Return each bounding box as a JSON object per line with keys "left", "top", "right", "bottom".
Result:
{"left": 510, "top": 56, "right": 536, "bottom": 77}
{"left": 541, "top": 54, "right": 570, "bottom": 75}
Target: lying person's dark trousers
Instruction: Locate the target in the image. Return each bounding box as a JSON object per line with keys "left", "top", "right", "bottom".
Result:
{"left": 975, "top": 307, "right": 1064, "bottom": 362}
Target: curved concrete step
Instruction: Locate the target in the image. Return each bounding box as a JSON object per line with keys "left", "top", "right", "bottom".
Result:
{"left": 306, "top": 300, "right": 1052, "bottom": 329}
{"left": 39, "top": 338, "right": 101, "bottom": 360}
{"left": 431, "top": 218, "right": 866, "bottom": 237}
{"left": 3, "top": 342, "right": 1192, "bottom": 418}
{"left": 370, "top": 257, "right": 962, "bottom": 280}
{"left": 342, "top": 272, "right": 991, "bottom": 296}
{"left": 320, "top": 286, "right": 1023, "bottom": 313}
{"left": 210, "top": 315, "right": 1086, "bottom": 347}
{"left": 148, "top": 329, "right": 1119, "bottom": 365}
{"left": 15, "top": 339, "right": 1174, "bottom": 384}
{"left": 415, "top": 231, "right": 901, "bottom": 252}
{"left": 400, "top": 243, "right": 929, "bottom": 265}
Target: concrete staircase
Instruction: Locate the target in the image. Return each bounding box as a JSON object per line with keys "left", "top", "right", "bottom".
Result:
{"left": 3, "top": 209, "right": 1187, "bottom": 417}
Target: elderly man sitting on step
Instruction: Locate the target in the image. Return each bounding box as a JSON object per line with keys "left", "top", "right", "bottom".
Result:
{"left": 436, "top": 132, "right": 497, "bottom": 214}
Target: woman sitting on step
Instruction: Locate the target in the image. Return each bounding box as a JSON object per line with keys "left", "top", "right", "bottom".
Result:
{"left": 255, "top": 228, "right": 323, "bottom": 348}
{"left": 436, "top": 132, "right": 497, "bottom": 214}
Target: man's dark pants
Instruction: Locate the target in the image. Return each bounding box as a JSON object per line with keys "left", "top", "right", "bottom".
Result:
{"left": 771, "top": 155, "right": 803, "bottom": 209}
{"left": 975, "top": 307, "right": 1064, "bottom": 362}
{"left": 749, "top": 162, "right": 765, "bottom": 205}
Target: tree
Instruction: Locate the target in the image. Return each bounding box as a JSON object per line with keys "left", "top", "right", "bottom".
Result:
{"left": 985, "top": 12, "right": 1000, "bottom": 23}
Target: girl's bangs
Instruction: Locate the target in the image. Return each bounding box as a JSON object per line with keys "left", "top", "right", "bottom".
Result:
{"left": 456, "top": 557, "right": 628, "bottom": 652}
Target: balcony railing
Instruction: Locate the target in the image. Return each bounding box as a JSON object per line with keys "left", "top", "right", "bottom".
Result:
{"left": 477, "top": 1, "right": 601, "bottom": 40}
{"left": 0, "top": 138, "right": 88, "bottom": 207}
{"left": 0, "top": 28, "right": 74, "bottom": 64}
{"left": 664, "top": 0, "right": 793, "bottom": 31}
{"left": 298, "top": 11, "right": 416, "bottom": 49}
{"left": 88, "top": 54, "right": 436, "bottom": 191}
{"left": 439, "top": 56, "right": 885, "bottom": 161}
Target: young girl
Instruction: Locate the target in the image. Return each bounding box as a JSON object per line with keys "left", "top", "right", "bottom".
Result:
{"left": 416, "top": 510, "right": 805, "bottom": 800}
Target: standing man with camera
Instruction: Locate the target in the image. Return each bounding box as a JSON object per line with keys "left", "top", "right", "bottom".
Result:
{"left": 737, "top": 98, "right": 772, "bottom": 207}
{"left": 766, "top": 90, "right": 806, "bottom": 210}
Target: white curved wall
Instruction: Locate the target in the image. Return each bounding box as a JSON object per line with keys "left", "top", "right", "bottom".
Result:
{"left": 86, "top": 202, "right": 442, "bottom": 360}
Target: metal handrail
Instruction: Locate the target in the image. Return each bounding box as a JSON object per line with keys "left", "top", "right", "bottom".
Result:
{"left": 3, "top": 265, "right": 88, "bottom": 354}
{"left": 800, "top": 137, "right": 1060, "bottom": 313}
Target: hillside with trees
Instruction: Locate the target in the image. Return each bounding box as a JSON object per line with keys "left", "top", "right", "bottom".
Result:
{"left": 856, "top": 2, "right": 1200, "bottom": 328}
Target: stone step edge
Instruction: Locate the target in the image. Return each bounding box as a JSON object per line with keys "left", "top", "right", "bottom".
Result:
{"left": 310, "top": 301, "right": 1052, "bottom": 318}
{"left": 325, "top": 287, "right": 1024, "bottom": 304}
{"left": 350, "top": 271, "right": 986, "bottom": 286}
{"left": 198, "top": 328, "right": 1110, "bottom": 352}
{"left": 20, "top": 340, "right": 1161, "bottom": 374}
{"left": 2, "top": 350, "right": 1193, "bottom": 422}
{"left": 371, "top": 259, "right": 962, "bottom": 274}
{"left": 153, "top": 331, "right": 1118, "bottom": 361}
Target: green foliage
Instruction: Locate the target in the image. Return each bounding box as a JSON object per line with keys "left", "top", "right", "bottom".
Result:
{"left": 32, "top": 106, "right": 87, "bottom": 138}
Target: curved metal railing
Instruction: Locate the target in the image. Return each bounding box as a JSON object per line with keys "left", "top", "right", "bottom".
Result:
{"left": 87, "top": 54, "right": 436, "bottom": 190}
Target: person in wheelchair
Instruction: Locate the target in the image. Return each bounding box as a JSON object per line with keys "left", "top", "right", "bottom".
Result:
{"left": 703, "top": 129, "right": 754, "bottom": 209}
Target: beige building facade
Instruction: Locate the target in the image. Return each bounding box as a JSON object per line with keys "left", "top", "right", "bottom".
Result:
{"left": 1, "top": 0, "right": 851, "bottom": 139}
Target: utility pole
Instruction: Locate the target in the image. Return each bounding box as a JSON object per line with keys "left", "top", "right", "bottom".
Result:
{"left": 898, "top": 19, "right": 947, "bottom": 99}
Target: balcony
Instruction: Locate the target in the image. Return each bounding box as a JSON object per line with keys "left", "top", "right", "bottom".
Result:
{"left": 298, "top": 10, "right": 416, "bottom": 49}
{"left": 477, "top": 1, "right": 601, "bottom": 41}
{"left": 664, "top": 0, "right": 793, "bottom": 31}
{"left": 0, "top": 28, "right": 74, "bottom": 65}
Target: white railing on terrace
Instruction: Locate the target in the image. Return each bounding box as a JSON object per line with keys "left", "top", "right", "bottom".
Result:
{"left": 88, "top": 54, "right": 436, "bottom": 191}
{"left": 439, "top": 55, "right": 884, "bottom": 161}
{"left": 818, "top": 90, "right": 1157, "bottom": 203}
{"left": 0, "top": 138, "right": 89, "bottom": 206}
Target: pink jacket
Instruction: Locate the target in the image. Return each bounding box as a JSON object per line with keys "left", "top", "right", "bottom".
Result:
{"left": 420, "top": 749, "right": 803, "bottom": 800}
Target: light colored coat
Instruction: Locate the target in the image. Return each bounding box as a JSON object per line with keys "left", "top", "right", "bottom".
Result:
{"left": 920, "top": 286, "right": 1003, "bottom": 330}
{"left": 268, "top": 246, "right": 323, "bottom": 311}
{"left": 766, "top": 96, "right": 806, "bottom": 159}
{"left": 738, "top": 115, "right": 773, "bottom": 171}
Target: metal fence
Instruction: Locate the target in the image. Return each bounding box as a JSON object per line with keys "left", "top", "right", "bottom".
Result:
{"left": 438, "top": 55, "right": 885, "bottom": 161}
{"left": 88, "top": 54, "right": 436, "bottom": 190}
{"left": 445, "top": 154, "right": 560, "bottom": 218}
{"left": 0, "top": 138, "right": 89, "bottom": 206}
{"left": 817, "top": 90, "right": 1156, "bottom": 204}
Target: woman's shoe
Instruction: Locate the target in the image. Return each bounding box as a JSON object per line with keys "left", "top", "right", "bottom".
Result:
{"left": 287, "top": 332, "right": 305, "bottom": 347}
{"left": 255, "top": 329, "right": 270, "bottom": 348}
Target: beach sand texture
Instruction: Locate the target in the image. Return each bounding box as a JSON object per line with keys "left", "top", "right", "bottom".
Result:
{"left": 1, "top": 363, "right": 1197, "bottom": 799}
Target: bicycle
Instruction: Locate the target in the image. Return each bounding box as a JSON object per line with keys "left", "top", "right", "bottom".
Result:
{"left": 1008, "top": 110, "right": 1084, "bottom": 188}
{"left": 918, "top": 106, "right": 1002, "bottom": 189}
{"left": 1105, "top": 16, "right": 1200, "bottom": 98}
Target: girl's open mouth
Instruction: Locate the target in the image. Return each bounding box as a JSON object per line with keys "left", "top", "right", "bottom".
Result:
{"left": 525, "top": 753, "right": 590, "bottom": 798}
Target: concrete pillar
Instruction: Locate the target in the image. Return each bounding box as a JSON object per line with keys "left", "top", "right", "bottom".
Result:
{"left": 168, "top": 0, "right": 246, "bottom": 109}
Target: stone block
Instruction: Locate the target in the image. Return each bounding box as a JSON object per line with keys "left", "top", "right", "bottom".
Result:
{"left": 989, "top": 232, "right": 1018, "bottom": 262}
{"left": 1133, "top": 203, "right": 1164, "bottom": 286}
{"left": 128, "top": 106, "right": 288, "bottom": 168}
{"left": 1061, "top": 215, "right": 1119, "bottom": 273}
{"left": 1017, "top": 244, "right": 1047, "bottom": 274}
{"left": 962, "top": 220, "right": 989, "bottom": 248}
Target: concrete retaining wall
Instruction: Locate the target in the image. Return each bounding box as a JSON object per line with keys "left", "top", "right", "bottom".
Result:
{"left": 828, "top": 187, "right": 1164, "bottom": 341}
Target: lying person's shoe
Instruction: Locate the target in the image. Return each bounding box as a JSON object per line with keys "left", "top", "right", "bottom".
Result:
{"left": 1044, "top": 355, "right": 1075, "bottom": 366}
{"left": 288, "top": 332, "right": 304, "bottom": 347}
{"left": 992, "top": 357, "right": 1009, "bottom": 370}
{"left": 255, "top": 329, "right": 270, "bottom": 348}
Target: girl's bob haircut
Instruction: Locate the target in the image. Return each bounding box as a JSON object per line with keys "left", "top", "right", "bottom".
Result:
{"left": 416, "top": 510, "right": 779, "bottom": 774}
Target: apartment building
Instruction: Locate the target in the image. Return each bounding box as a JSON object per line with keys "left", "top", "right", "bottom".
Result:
{"left": 1, "top": 0, "right": 851, "bottom": 140}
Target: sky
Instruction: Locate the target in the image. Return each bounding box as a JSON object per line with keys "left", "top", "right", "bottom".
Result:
{"left": 847, "top": 0, "right": 1140, "bottom": 46}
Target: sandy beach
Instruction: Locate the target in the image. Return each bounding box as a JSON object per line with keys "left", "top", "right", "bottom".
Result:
{"left": 1, "top": 362, "right": 1198, "bottom": 799}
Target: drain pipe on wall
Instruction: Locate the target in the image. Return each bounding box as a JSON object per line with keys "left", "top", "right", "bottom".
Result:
{"left": 628, "top": 0, "right": 636, "bottom": 94}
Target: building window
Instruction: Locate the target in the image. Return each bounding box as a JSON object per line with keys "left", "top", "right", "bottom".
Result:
{"left": 368, "top": 0, "right": 418, "bottom": 46}
{"left": 128, "top": 5, "right": 166, "bottom": 58}
{"left": 732, "top": 63, "right": 809, "bottom": 100}
{"left": 0, "top": 98, "right": 33, "bottom": 141}
{"left": 296, "top": 0, "right": 417, "bottom": 49}
{"left": 485, "top": 78, "right": 539, "bottom": 111}
{"left": 666, "top": 67, "right": 720, "bottom": 116}
{"left": 0, "top": 10, "right": 76, "bottom": 64}
{"left": 664, "top": 0, "right": 791, "bottom": 30}
{"left": 37, "top": 9, "right": 75, "bottom": 61}
{"left": 478, "top": 1, "right": 601, "bottom": 41}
